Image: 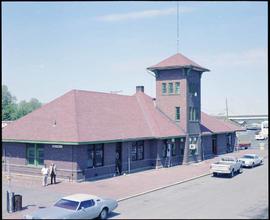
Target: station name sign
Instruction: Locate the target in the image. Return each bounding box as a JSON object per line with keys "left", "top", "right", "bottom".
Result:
{"left": 52, "top": 144, "right": 63, "bottom": 149}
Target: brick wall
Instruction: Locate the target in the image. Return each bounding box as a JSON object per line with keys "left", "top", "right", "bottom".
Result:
{"left": 156, "top": 69, "right": 187, "bottom": 131}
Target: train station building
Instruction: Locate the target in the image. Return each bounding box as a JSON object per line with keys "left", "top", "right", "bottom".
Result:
{"left": 2, "top": 53, "right": 244, "bottom": 181}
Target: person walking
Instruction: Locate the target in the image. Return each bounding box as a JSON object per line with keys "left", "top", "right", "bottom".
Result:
{"left": 41, "top": 164, "right": 49, "bottom": 187}
{"left": 49, "top": 163, "right": 57, "bottom": 184}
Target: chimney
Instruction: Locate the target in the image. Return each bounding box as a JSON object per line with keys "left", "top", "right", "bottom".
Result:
{"left": 136, "top": 86, "right": 144, "bottom": 93}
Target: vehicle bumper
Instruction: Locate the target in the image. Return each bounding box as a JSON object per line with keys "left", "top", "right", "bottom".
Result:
{"left": 211, "top": 169, "right": 231, "bottom": 174}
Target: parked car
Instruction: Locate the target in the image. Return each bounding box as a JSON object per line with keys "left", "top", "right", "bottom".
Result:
{"left": 24, "top": 194, "right": 118, "bottom": 219}
{"left": 210, "top": 156, "right": 242, "bottom": 178}
{"left": 238, "top": 154, "right": 263, "bottom": 168}
{"left": 255, "top": 132, "right": 265, "bottom": 140}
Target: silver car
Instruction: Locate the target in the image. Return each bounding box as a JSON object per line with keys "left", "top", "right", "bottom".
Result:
{"left": 24, "top": 193, "right": 118, "bottom": 219}
{"left": 238, "top": 154, "right": 263, "bottom": 168}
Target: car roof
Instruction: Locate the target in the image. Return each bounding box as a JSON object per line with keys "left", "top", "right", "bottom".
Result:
{"left": 62, "top": 194, "right": 100, "bottom": 202}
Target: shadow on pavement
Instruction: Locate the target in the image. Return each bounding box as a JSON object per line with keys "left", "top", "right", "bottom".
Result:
{"left": 108, "top": 211, "right": 121, "bottom": 219}
{"left": 21, "top": 204, "right": 36, "bottom": 211}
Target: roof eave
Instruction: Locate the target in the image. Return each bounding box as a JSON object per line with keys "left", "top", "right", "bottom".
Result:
{"left": 146, "top": 65, "right": 210, "bottom": 73}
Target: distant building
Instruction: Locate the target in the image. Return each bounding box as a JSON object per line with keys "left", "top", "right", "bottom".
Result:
{"left": 2, "top": 53, "right": 244, "bottom": 181}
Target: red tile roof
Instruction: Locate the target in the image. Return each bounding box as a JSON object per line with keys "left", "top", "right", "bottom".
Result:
{"left": 2, "top": 90, "right": 243, "bottom": 144}
{"left": 201, "top": 112, "right": 245, "bottom": 134}
{"left": 147, "top": 53, "right": 210, "bottom": 72}
{"left": 2, "top": 90, "right": 185, "bottom": 144}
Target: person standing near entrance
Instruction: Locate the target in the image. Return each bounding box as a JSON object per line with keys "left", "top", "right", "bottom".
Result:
{"left": 49, "top": 163, "right": 57, "bottom": 184}
{"left": 115, "top": 152, "right": 120, "bottom": 175}
{"left": 41, "top": 164, "right": 49, "bottom": 187}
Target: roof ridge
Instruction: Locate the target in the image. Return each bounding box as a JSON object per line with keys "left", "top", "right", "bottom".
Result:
{"left": 73, "top": 89, "right": 131, "bottom": 97}
{"left": 72, "top": 90, "right": 81, "bottom": 142}
{"left": 135, "top": 93, "right": 155, "bottom": 137}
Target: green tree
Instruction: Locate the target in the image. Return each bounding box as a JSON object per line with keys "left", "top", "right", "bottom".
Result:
{"left": 16, "top": 98, "right": 42, "bottom": 119}
{"left": 2, "top": 85, "right": 17, "bottom": 120}
{"left": 2, "top": 85, "right": 43, "bottom": 120}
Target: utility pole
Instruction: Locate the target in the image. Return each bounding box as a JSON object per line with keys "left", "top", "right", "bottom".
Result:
{"left": 225, "top": 97, "right": 229, "bottom": 120}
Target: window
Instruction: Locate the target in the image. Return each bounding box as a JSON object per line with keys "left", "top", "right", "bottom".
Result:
{"left": 27, "top": 145, "right": 35, "bottom": 165}
{"left": 189, "top": 82, "right": 198, "bottom": 96}
{"left": 162, "top": 83, "right": 167, "bottom": 95}
{"left": 87, "top": 144, "right": 104, "bottom": 168}
{"left": 162, "top": 142, "right": 167, "bottom": 158}
{"left": 168, "top": 82, "right": 173, "bottom": 94}
{"left": 95, "top": 144, "right": 103, "bottom": 167}
{"left": 189, "top": 107, "right": 199, "bottom": 121}
{"left": 36, "top": 145, "right": 44, "bottom": 166}
{"left": 87, "top": 146, "right": 94, "bottom": 168}
{"left": 131, "top": 141, "right": 144, "bottom": 161}
{"left": 171, "top": 143, "right": 176, "bottom": 156}
{"left": 78, "top": 200, "right": 95, "bottom": 210}
{"left": 54, "top": 199, "right": 79, "bottom": 211}
{"left": 180, "top": 138, "right": 185, "bottom": 155}
{"left": 175, "top": 107, "right": 180, "bottom": 121}
{"left": 226, "top": 133, "right": 232, "bottom": 146}
{"left": 26, "top": 144, "right": 44, "bottom": 166}
{"left": 175, "top": 82, "right": 180, "bottom": 94}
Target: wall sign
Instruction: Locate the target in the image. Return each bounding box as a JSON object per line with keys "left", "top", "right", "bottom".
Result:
{"left": 52, "top": 145, "right": 63, "bottom": 149}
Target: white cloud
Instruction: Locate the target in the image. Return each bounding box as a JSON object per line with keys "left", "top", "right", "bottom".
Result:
{"left": 96, "top": 7, "right": 195, "bottom": 22}
{"left": 195, "top": 48, "right": 268, "bottom": 70}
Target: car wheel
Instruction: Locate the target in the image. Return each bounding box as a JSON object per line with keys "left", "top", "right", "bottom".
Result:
{"left": 213, "top": 172, "right": 217, "bottom": 177}
{"left": 230, "top": 169, "right": 234, "bottom": 178}
{"left": 99, "top": 208, "right": 108, "bottom": 220}
{"left": 238, "top": 167, "right": 242, "bottom": 173}
{"left": 252, "top": 163, "right": 255, "bottom": 168}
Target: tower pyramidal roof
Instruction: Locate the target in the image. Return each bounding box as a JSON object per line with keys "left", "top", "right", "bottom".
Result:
{"left": 147, "top": 53, "right": 210, "bottom": 72}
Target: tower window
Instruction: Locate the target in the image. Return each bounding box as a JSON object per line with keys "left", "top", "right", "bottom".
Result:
{"left": 162, "top": 83, "right": 167, "bottom": 95}
{"left": 168, "top": 83, "right": 174, "bottom": 94}
{"left": 175, "top": 107, "right": 180, "bottom": 121}
{"left": 189, "top": 83, "right": 198, "bottom": 96}
{"left": 189, "top": 107, "right": 199, "bottom": 121}
{"left": 175, "top": 82, "right": 180, "bottom": 94}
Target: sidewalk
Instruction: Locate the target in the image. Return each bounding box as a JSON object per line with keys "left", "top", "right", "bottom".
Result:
{"left": 2, "top": 147, "right": 268, "bottom": 219}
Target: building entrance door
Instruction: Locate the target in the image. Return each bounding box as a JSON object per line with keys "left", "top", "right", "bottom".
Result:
{"left": 212, "top": 135, "right": 217, "bottom": 155}
{"left": 115, "top": 142, "right": 122, "bottom": 175}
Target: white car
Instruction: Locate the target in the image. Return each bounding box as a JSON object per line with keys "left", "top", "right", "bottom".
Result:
{"left": 24, "top": 194, "right": 118, "bottom": 219}
{"left": 210, "top": 157, "right": 242, "bottom": 178}
{"left": 255, "top": 133, "right": 265, "bottom": 140}
{"left": 238, "top": 154, "right": 263, "bottom": 168}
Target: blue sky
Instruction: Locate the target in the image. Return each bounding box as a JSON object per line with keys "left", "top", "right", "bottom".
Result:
{"left": 2, "top": 1, "right": 268, "bottom": 115}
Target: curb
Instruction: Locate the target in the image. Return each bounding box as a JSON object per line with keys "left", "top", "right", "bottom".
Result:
{"left": 117, "top": 172, "right": 211, "bottom": 202}
{"left": 117, "top": 152, "right": 268, "bottom": 202}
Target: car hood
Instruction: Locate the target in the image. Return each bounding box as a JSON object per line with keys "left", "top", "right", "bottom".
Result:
{"left": 28, "top": 206, "right": 75, "bottom": 219}
{"left": 239, "top": 158, "right": 253, "bottom": 162}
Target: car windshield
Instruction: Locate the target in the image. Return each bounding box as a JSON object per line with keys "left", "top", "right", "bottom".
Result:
{"left": 243, "top": 155, "right": 254, "bottom": 159}
{"left": 54, "top": 199, "right": 79, "bottom": 211}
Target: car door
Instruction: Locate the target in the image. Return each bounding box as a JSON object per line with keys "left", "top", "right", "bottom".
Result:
{"left": 76, "top": 200, "right": 99, "bottom": 219}
{"left": 255, "top": 155, "right": 260, "bottom": 165}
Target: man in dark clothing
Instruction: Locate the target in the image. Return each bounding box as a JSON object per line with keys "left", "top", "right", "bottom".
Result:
{"left": 49, "top": 163, "right": 57, "bottom": 184}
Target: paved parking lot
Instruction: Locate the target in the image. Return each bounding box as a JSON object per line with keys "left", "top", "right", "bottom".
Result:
{"left": 113, "top": 157, "right": 268, "bottom": 219}
{"left": 2, "top": 136, "right": 268, "bottom": 219}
